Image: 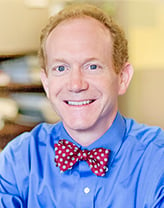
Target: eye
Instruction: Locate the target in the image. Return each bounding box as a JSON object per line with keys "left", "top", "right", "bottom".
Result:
{"left": 49, "top": 64, "right": 69, "bottom": 76}
{"left": 89, "top": 64, "right": 98, "bottom": 70}
{"left": 56, "top": 65, "right": 65, "bottom": 72}
{"left": 83, "top": 62, "right": 103, "bottom": 74}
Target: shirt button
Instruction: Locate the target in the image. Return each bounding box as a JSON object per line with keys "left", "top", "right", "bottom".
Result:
{"left": 84, "top": 187, "right": 90, "bottom": 194}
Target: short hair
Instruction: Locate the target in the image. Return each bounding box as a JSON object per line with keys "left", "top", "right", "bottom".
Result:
{"left": 38, "top": 3, "right": 128, "bottom": 74}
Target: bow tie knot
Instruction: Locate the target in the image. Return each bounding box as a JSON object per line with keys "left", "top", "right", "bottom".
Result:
{"left": 77, "top": 149, "right": 89, "bottom": 160}
{"left": 54, "top": 139, "right": 110, "bottom": 177}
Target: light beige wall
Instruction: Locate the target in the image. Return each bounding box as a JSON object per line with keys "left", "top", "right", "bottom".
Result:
{"left": 118, "top": 0, "right": 164, "bottom": 128}
{"left": 119, "top": 70, "right": 164, "bottom": 128}
{"left": 127, "top": 1, "right": 164, "bottom": 70}
{"left": 0, "top": 0, "right": 49, "bottom": 55}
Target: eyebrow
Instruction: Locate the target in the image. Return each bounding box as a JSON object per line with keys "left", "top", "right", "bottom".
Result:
{"left": 50, "top": 58, "right": 68, "bottom": 63}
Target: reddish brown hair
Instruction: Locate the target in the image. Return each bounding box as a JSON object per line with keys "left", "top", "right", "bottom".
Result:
{"left": 38, "top": 3, "right": 128, "bottom": 74}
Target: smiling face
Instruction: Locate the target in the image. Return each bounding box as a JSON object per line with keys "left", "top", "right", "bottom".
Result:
{"left": 41, "top": 17, "right": 131, "bottom": 145}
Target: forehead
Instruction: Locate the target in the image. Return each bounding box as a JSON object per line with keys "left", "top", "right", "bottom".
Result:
{"left": 46, "top": 16, "right": 112, "bottom": 46}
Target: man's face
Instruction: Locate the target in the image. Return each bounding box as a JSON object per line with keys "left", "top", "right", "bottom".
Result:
{"left": 41, "top": 17, "right": 123, "bottom": 139}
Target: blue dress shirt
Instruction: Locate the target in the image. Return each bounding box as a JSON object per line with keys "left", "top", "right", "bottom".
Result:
{"left": 0, "top": 112, "right": 164, "bottom": 207}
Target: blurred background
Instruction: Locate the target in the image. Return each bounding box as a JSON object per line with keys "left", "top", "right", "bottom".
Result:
{"left": 0, "top": 0, "right": 164, "bottom": 149}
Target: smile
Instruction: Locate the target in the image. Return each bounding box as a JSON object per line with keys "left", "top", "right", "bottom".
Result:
{"left": 65, "top": 100, "right": 95, "bottom": 106}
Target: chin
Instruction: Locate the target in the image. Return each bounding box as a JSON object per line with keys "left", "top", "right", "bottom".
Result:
{"left": 63, "top": 118, "right": 98, "bottom": 132}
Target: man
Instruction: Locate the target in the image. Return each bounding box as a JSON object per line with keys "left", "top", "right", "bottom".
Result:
{"left": 0, "top": 4, "right": 163, "bottom": 207}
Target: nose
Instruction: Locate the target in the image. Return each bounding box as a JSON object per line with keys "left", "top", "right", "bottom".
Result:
{"left": 67, "top": 68, "right": 89, "bottom": 92}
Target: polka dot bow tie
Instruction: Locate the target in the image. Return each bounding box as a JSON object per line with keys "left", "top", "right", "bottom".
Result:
{"left": 54, "top": 139, "right": 110, "bottom": 177}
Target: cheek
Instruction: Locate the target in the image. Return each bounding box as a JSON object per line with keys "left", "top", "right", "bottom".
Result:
{"left": 103, "top": 83, "right": 120, "bottom": 104}
{"left": 99, "top": 76, "right": 119, "bottom": 93}
{"left": 47, "top": 79, "right": 63, "bottom": 100}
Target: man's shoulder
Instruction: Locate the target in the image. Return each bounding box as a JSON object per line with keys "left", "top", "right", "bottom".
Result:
{"left": 122, "top": 117, "right": 164, "bottom": 176}
{"left": 30, "top": 121, "right": 62, "bottom": 137}
{"left": 1, "top": 121, "right": 63, "bottom": 155}
{"left": 124, "top": 116, "right": 164, "bottom": 148}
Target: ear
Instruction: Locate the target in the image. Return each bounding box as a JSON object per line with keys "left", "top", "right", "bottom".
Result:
{"left": 118, "top": 62, "right": 134, "bottom": 95}
{"left": 40, "top": 69, "right": 49, "bottom": 98}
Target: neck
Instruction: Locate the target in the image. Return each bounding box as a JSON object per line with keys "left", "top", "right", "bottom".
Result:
{"left": 64, "top": 112, "right": 117, "bottom": 147}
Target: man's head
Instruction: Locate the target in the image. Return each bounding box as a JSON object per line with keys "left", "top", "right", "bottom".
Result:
{"left": 38, "top": 3, "right": 128, "bottom": 74}
{"left": 39, "top": 4, "right": 133, "bottom": 145}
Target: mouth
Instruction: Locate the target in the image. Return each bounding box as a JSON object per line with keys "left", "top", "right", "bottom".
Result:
{"left": 65, "top": 99, "right": 95, "bottom": 106}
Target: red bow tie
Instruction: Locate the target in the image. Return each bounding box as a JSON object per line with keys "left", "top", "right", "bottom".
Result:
{"left": 54, "top": 139, "right": 110, "bottom": 177}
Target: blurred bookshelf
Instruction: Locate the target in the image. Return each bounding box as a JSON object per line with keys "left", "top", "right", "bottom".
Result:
{"left": 0, "top": 55, "right": 59, "bottom": 150}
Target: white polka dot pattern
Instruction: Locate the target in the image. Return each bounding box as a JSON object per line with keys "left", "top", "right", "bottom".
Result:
{"left": 54, "top": 139, "right": 110, "bottom": 177}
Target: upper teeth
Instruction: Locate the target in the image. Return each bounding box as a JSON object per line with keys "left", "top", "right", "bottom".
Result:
{"left": 67, "top": 100, "right": 91, "bottom": 106}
